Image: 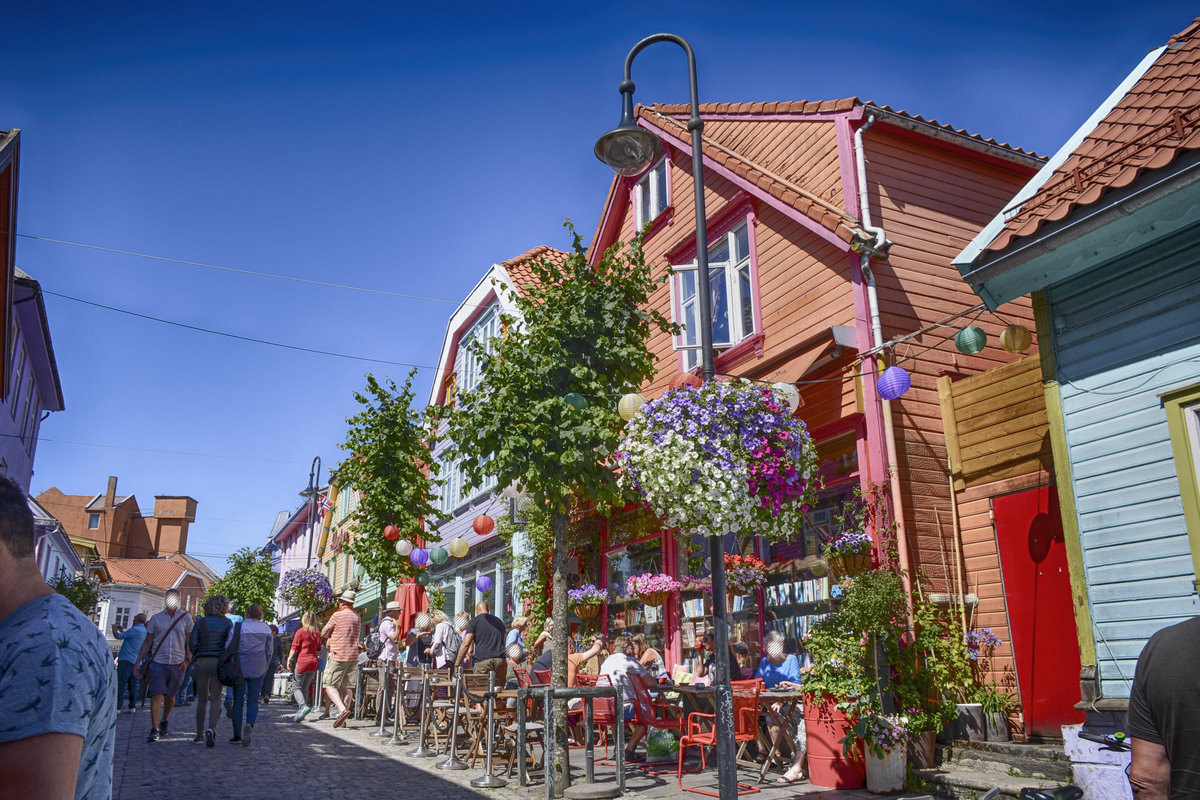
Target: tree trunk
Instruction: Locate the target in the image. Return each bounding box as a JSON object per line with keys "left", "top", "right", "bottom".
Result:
{"left": 380, "top": 577, "right": 388, "bottom": 619}
{"left": 550, "top": 509, "right": 571, "bottom": 797}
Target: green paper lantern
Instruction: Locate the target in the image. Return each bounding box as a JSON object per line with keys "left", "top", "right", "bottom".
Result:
{"left": 564, "top": 392, "right": 589, "bottom": 410}
{"left": 429, "top": 546, "right": 449, "bottom": 565}
{"left": 415, "top": 571, "right": 430, "bottom": 586}
{"left": 955, "top": 325, "right": 987, "bottom": 355}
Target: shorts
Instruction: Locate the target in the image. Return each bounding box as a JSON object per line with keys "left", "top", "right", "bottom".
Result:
{"left": 472, "top": 657, "right": 507, "bottom": 687}
{"left": 623, "top": 702, "right": 636, "bottom": 722}
{"left": 146, "top": 662, "right": 185, "bottom": 698}
{"left": 323, "top": 658, "right": 358, "bottom": 691}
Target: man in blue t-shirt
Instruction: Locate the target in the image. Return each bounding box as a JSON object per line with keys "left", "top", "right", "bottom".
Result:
{"left": 112, "top": 613, "right": 147, "bottom": 712}
{"left": 0, "top": 476, "right": 116, "bottom": 799}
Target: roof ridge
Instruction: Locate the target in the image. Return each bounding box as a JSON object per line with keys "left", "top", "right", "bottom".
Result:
{"left": 1168, "top": 17, "right": 1200, "bottom": 44}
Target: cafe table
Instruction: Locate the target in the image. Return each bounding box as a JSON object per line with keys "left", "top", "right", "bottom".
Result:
{"left": 756, "top": 688, "right": 806, "bottom": 783}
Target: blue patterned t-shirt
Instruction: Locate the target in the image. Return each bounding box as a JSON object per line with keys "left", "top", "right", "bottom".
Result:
{"left": 0, "top": 593, "right": 117, "bottom": 800}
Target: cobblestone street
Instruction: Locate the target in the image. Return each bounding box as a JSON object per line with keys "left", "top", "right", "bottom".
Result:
{"left": 111, "top": 698, "right": 874, "bottom": 800}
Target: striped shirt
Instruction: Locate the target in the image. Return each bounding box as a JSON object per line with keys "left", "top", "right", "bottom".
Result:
{"left": 321, "top": 608, "right": 361, "bottom": 663}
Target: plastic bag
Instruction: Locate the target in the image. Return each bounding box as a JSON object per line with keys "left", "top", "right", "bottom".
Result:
{"left": 646, "top": 728, "right": 679, "bottom": 757}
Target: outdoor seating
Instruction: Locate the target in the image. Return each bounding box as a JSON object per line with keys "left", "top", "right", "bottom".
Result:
{"left": 575, "top": 672, "right": 598, "bottom": 687}
{"left": 533, "top": 668, "right": 552, "bottom": 685}
{"left": 677, "top": 679, "right": 763, "bottom": 796}
{"left": 628, "top": 671, "right": 685, "bottom": 774}
{"left": 513, "top": 666, "right": 532, "bottom": 688}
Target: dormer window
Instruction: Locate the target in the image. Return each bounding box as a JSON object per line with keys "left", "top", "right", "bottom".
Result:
{"left": 672, "top": 219, "right": 757, "bottom": 371}
{"left": 634, "top": 158, "right": 669, "bottom": 229}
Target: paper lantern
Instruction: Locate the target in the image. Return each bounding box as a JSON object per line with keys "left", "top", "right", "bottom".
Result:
{"left": 395, "top": 539, "right": 414, "bottom": 557}
{"left": 409, "top": 547, "right": 429, "bottom": 567}
{"left": 955, "top": 325, "right": 987, "bottom": 355}
{"left": 1000, "top": 324, "right": 1032, "bottom": 353}
{"left": 448, "top": 538, "right": 469, "bottom": 558}
{"left": 502, "top": 482, "right": 522, "bottom": 499}
{"left": 473, "top": 514, "right": 495, "bottom": 536}
{"left": 428, "top": 546, "right": 448, "bottom": 565}
{"left": 564, "top": 392, "right": 589, "bottom": 410}
{"left": 383, "top": 524, "right": 399, "bottom": 541}
{"left": 617, "top": 392, "right": 646, "bottom": 421}
{"left": 669, "top": 372, "right": 703, "bottom": 391}
{"left": 476, "top": 575, "right": 493, "bottom": 593}
{"left": 771, "top": 382, "right": 801, "bottom": 414}
{"left": 876, "top": 366, "right": 912, "bottom": 401}
{"left": 415, "top": 571, "right": 430, "bottom": 586}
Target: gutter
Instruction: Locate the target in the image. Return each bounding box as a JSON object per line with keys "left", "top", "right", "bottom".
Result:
{"left": 868, "top": 106, "right": 1045, "bottom": 170}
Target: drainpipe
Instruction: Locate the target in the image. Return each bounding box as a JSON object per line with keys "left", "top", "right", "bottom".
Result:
{"left": 854, "top": 115, "right": 915, "bottom": 608}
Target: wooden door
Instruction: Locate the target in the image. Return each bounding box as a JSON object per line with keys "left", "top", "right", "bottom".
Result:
{"left": 992, "top": 485, "right": 1085, "bottom": 737}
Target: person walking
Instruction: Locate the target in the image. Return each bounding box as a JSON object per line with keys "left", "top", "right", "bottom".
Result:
{"left": 222, "top": 601, "right": 244, "bottom": 717}
{"left": 427, "top": 610, "right": 460, "bottom": 670}
{"left": 260, "top": 625, "right": 284, "bottom": 704}
{"left": 136, "top": 588, "right": 194, "bottom": 742}
{"left": 226, "top": 604, "right": 272, "bottom": 746}
{"left": 454, "top": 601, "right": 508, "bottom": 685}
{"left": 0, "top": 475, "right": 117, "bottom": 800}
{"left": 287, "top": 611, "right": 322, "bottom": 721}
{"left": 112, "top": 613, "right": 148, "bottom": 713}
{"left": 188, "top": 594, "right": 232, "bottom": 748}
{"left": 320, "top": 590, "right": 361, "bottom": 728}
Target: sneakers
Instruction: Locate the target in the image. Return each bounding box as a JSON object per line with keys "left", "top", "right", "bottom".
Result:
{"left": 242, "top": 724, "right": 252, "bottom": 747}
{"left": 229, "top": 735, "right": 242, "bottom": 744}
{"left": 204, "top": 729, "right": 215, "bottom": 748}
{"left": 157, "top": 718, "right": 168, "bottom": 736}
{"left": 192, "top": 734, "right": 203, "bottom": 744}
{"left": 294, "top": 705, "right": 312, "bottom": 723}
{"left": 146, "top": 728, "right": 160, "bottom": 743}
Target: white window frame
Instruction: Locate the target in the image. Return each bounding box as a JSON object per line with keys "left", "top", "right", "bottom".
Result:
{"left": 87, "top": 513, "right": 100, "bottom": 530}
{"left": 460, "top": 303, "right": 502, "bottom": 394}
{"left": 671, "top": 220, "right": 756, "bottom": 370}
{"left": 9, "top": 336, "right": 23, "bottom": 419}
{"left": 114, "top": 606, "right": 131, "bottom": 628}
{"left": 437, "top": 451, "right": 496, "bottom": 516}
{"left": 634, "top": 158, "right": 669, "bottom": 229}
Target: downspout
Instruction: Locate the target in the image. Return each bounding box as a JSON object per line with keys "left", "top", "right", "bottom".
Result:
{"left": 854, "top": 115, "right": 915, "bottom": 608}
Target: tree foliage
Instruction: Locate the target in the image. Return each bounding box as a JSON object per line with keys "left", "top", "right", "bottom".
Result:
{"left": 208, "top": 546, "right": 277, "bottom": 622}
{"left": 51, "top": 574, "right": 105, "bottom": 617}
{"left": 447, "top": 223, "right": 674, "bottom": 793}
{"left": 333, "top": 371, "right": 441, "bottom": 600}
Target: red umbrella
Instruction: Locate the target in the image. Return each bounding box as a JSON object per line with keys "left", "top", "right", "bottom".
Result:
{"left": 394, "top": 580, "right": 430, "bottom": 635}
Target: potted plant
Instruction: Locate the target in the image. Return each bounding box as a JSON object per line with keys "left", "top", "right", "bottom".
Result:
{"left": 954, "top": 627, "right": 1006, "bottom": 741}
{"left": 567, "top": 583, "right": 608, "bottom": 619}
{"left": 625, "top": 572, "right": 681, "bottom": 606}
{"left": 839, "top": 699, "right": 910, "bottom": 794}
{"left": 723, "top": 553, "right": 767, "bottom": 596}
{"left": 893, "top": 590, "right": 968, "bottom": 762}
{"left": 823, "top": 531, "right": 873, "bottom": 577}
{"left": 977, "top": 683, "right": 1019, "bottom": 742}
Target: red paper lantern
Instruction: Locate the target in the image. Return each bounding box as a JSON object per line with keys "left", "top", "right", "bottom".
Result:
{"left": 472, "top": 514, "right": 495, "bottom": 536}
{"left": 383, "top": 524, "right": 399, "bottom": 541}
{"left": 669, "top": 372, "right": 703, "bottom": 391}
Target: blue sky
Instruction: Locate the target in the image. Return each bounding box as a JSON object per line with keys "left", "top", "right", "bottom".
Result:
{"left": 2, "top": 1, "right": 1193, "bottom": 574}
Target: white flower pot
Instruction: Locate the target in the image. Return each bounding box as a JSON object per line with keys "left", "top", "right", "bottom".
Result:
{"left": 865, "top": 743, "right": 907, "bottom": 793}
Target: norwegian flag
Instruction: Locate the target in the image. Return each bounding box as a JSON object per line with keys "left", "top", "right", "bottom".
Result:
{"left": 318, "top": 495, "right": 334, "bottom": 515}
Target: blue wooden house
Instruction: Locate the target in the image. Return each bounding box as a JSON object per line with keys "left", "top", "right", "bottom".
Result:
{"left": 953, "top": 18, "right": 1200, "bottom": 717}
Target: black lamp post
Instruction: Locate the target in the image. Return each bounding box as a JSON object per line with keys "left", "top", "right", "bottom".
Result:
{"left": 300, "top": 455, "right": 322, "bottom": 569}
{"left": 596, "top": 33, "right": 737, "bottom": 800}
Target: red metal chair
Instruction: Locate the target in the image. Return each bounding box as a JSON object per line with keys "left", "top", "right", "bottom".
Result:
{"left": 513, "top": 667, "right": 532, "bottom": 688}
{"left": 575, "top": 672, "right": 599, "bottom": 687}
{"left": 628, "top": 672, "right": 685, "bottom": 773}
{"left": 677, "top": 679, "right": 762, "bottom": 796}
{"left": 533, "top": 668, "right": 552, "bottom": 685}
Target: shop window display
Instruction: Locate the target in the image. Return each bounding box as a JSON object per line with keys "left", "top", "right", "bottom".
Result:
{"left": 605, "top": 535, "right": 667, "bottom": 654}
{"left": 677, "top": 534, "right": 761, "bottom": 678}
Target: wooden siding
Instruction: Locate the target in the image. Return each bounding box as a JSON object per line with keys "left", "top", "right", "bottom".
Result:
{"left": 939, "top": 356, "right": 1051, "bottom": 490}
{"left": 1049, "top": 230, "right": 1200, "bottom": 698}
{"left": 866, "top": 128, "right": 1039, "bottom": 596}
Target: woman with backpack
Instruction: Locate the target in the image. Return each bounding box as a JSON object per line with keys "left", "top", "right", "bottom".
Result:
{"left": 287, "top": 611, "right": 322, "bottom": 721}
{"left": 226, "top": 603, "right": 273, "bottom": 746}
{"left": 189, "top": 594, "right": 233, "bottom": 748}
{"left": 428, "top": 610, "right": 458, "bottom": 670}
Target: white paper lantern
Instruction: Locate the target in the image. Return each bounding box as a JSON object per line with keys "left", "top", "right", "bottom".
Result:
{"left": 618, "top": 392, "right": 647, "bottom": 421}
{"left": 771, "top": 382, "right": 801, "bottom": 414}
{"left": 395, "top": 539, "right": 414, "bottom": 557}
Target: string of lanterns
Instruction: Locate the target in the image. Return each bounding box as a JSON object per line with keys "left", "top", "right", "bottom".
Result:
{"left": 386, "top": 512, "right": 496, "bottom": 588}
{"left": 877, "top": 322, "right": 1034, "bottom": 401}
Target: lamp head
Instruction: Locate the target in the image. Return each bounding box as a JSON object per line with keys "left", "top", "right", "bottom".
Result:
{"left": 594, "top": 80, "right": 663, "bottom": 177}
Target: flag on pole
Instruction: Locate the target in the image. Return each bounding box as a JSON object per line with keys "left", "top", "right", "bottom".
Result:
{"left": 318, "top": 494, "right": 333, "bottom": 515}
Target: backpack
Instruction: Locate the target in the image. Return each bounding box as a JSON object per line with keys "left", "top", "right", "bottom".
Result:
{"left": 364, "top": 628, "right": 386, "bottom": 660}
{"left": 217, "top": 622, "right": 243, "bottom": 687}
{"left": 440, "top": 623, "right": 463, "bottom": 665}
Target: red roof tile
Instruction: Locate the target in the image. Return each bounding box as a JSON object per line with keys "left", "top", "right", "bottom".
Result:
{"left": 984, "top": 18, "right": 1200, "bottom": 254}
{"left": 498, "top": 245, "right": 570, "bottom": 296}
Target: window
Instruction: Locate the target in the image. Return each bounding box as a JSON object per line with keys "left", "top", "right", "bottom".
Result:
{"left": 634, "top": 158, "right": 669, "bottom": 229}
{"left": 1163, "top": 386, "right": 1200, "bottom": 593}
{"left": 88, "top": 513, "right": 100, "bottom": 530}
{"left": 459, "top": 304, "right": 502, "bottom": 394}
{"left": 9, "top": 338, "right": 23, "bottom": 418}
{"left": 673, "top": 221, "right": 756, "bottom": 370}
{"left": 19, "top": 380, "right": 34, "bottom": 444}
{"left": 437, "top": 452, "right": 496, "bottom": 515}
{"left": 114, "top": 606, "right": 132, "bottom": 628}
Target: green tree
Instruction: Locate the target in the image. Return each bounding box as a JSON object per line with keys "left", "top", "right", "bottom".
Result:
{"left": 51, "top": 574, "right": 105, "bottom": 617}
{"left": 333, "top": 371, "right": 441, "bottom": 605}
{"left": 208, "top": 546, "right": 277, "bottom": 622}
{"left": 448, "top": 223, "right": 674, "bottom": 795}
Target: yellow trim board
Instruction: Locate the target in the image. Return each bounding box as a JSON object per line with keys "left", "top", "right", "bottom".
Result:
{"left": 1160, "top": 382, "right": 1200, "bottom": 594}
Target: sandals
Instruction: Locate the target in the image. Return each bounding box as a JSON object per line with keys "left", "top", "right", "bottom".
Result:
{"left": 624, "top": 750, "right": 645, "bottom": 763}
{"left": 333, "top": 708, "right": 352, "bottom": 728}
{"left": 776, "top": 767, "right": 806, "bottom": 784}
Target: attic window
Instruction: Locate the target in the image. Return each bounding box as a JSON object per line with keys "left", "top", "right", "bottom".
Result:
{"left": 88, "top": 513, "right": 100, "bottom": 530}
{"left": 634, "top": 158, "right": 669, "bottom": 229}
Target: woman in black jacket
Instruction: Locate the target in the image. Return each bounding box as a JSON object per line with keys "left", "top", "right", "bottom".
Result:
{"left": 189, "top": 594, "right": 233, "bottom": 747}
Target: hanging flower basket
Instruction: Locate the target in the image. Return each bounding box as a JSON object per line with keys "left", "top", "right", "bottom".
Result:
{"left": 829, "top": 551, "right": 872, "bottom": 577}
{"left": 639, "top": 591, "right": 672, "bottom": 607}
{"left": 724, "top": 553, "right": 767, "bottom": 595}
{"left": 626, "top": 573, "right": 680, "bottom": 607}
{"left": 616, "top": 379, "right": 820, "bottom": 540}
{"left": 574, "top": 603, "right": 601, "bottom": 619}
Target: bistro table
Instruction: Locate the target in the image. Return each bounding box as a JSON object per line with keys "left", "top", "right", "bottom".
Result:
{"left": 756, "top": 688, "right": 806, "bottom": 783}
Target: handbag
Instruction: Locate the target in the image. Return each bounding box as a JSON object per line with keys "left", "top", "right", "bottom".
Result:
{"left": 218, "top": 621, "right": 244, "bottom": 687}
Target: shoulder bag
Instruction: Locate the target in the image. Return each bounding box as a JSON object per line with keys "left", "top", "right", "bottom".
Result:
{"left": 218, "top": 621, "right": 244, "bottom": 687}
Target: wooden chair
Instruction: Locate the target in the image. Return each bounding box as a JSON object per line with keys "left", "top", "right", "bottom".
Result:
{"left": 397, "top": 666, "right": 425, "bottom": 731}
{"left": 677, "top": 679, "right": 762, "bottom": 796}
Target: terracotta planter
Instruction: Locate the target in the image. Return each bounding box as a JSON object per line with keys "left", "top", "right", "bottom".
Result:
{"left": 828, "top": 551, "right": 871, "bottom": 577}
{"left": 803, "top": 695, "right": 866, "bottom": 790}
{"left": 865, "top": 744, "right": 907, "bottom": 793}
{"left": 573, "top": 603, "right": 601, "bottom": 619}
{"left": 638, "top": 590, "right": 672, "bottom": 606}
{"left": 908, "top": 730, "right": 936, "bottom": 768}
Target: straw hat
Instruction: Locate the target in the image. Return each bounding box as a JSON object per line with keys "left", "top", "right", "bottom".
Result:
{"left": 384, "top": 601, "right": 402, "bottom": 613}
{"left": 339, "top": 590, "right": 357, "bottom": 603}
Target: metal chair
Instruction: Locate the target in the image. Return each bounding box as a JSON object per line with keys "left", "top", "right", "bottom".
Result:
{"left": 677, "top": 679, "right": 762, "bottom": 796}
{"left": 628, "top": 672, "right": 685, "bottom": 774}
{"left": 533, "top": 668, "right": 552, "bottom": 685}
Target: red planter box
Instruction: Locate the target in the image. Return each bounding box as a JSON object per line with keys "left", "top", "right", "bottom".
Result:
{"left": 803, "top": 695, "right": 866, "bottom": 790}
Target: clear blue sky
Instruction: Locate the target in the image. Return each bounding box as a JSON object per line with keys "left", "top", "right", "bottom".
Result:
{"left": 2, "top": 1, "right": 1193, "bottom": 574}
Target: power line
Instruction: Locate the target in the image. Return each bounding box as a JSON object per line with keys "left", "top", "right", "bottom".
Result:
{"left": 15, "top": 429, "right": 311, "bottom": 465}
{"left": 19, "top": 233, "right": 461, "bottom": 306}
{"left": 44, "top": 290, "right": 437, "bottom": 370}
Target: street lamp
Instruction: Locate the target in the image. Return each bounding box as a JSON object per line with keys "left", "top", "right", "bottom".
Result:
{"left": 300, "top": 455, "right": 322, "bottom": 569}
{"left": 596, "top": 33, "right": 736, "bottom": 800}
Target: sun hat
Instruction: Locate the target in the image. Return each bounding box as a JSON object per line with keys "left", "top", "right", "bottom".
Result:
{"left": 339, "top": 590, "right": 357, "bottom": 603}
{"left": 384, "top": 601, "right": 402, "bottom": 613}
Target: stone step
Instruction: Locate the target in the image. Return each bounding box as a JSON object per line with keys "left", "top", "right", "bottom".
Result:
{"left": 915, "top": 765, "right": 1066, "bottom": 800}
{"left": 938, "top": 740, "right": 1073, "bottom": 783}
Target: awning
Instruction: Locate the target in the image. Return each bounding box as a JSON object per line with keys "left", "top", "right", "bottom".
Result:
{"left": 770, "top": 325, "right": 857, "bottom": 384}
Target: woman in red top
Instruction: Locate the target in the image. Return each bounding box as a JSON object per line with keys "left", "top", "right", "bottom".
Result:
{"left": 287, "top": 611, "right": 322, "bottom": 721}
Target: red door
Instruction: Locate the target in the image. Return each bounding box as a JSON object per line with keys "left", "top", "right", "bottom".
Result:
{"left": 992, "top": 485, "right": 1085, "bottom": 737}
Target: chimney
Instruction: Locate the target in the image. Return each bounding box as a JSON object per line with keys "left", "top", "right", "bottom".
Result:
{"left": 105, "top": 476, "right": 118, "bottom": 510}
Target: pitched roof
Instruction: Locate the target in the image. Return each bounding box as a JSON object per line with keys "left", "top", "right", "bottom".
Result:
{"left": 978, "top": 18, "right": 1200, "bottom": 255}
{"left": 101, "top": 553, "right": 209, "bottom": 591}
{"left": 498, "top": 245, "right": 570, "bottom": 297}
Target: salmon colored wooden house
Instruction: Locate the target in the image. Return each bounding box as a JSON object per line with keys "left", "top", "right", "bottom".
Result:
{"left": 581, "top": 99, "right": 1055, "bottom": 720}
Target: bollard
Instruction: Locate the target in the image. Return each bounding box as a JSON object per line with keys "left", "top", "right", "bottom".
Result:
{"left": 585, "top": 695, "right": 595, "bottom": 784}
{"left": 370, "top": 665, "right": 390, "bottom": 738}
{"left": 437, "top": 673, "right": 468, "bottom": 769}
{"left": 544, "top": 686, "right": 555, "bottom": 800}
{"left": 386, "top": 665, "right": 409, "bottom": 746}
{"left": 615, "top": 686, "right": 625, "bottom": 794}
{"left": 469, "top": 670, "right": 507, "bottom": 788}
{"left": 407, "top": 664, "right": 437, "bottom": 758}
{"left": 517, "top": 687, "right": 528, "bottom": 786}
